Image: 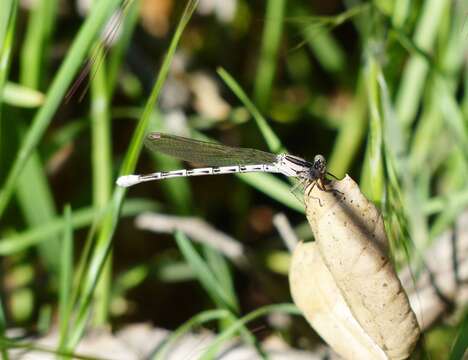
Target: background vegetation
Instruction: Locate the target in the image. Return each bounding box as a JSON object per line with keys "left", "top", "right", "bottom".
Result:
{"left": 0, "top": 0, "right": 467, "bottom": 358}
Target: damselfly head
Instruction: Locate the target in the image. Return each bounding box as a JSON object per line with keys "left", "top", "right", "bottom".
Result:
{"left": 311, "top": 154, "right": 327, "bottom": 179}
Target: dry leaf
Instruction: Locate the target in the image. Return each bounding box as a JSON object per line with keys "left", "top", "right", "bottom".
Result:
{"left": 290, "top": 175, "right": 420, "bottom": 360}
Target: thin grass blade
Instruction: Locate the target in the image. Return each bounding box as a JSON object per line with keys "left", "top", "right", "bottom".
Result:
{"left": 58, "top": 205, "right": 73, "bottom": 348}
{"left": 0, "top": 0, "right": 17, "bottom": 50}
{"left": 175, "top": 230, "right": 238, "bottom": 313}
{"left": 90, "top": 43, "right": 113, "bottom": 325}
{"left": 0, "top": 0, "right": 17, "bottom": 105}
{"left": 328, "top": 73, "right": 367, "bottom": 177}
{"left": 291, "top": 4, "right": 346, "bottom": 74}
{"left": 0, "top": 0, "right": 123, "bottom": 217}
{"left": 152, "top": 309, "right": 231, "bottom": 360}
{"left": 13, "top": 0, "right": 61, "bottom": 275}
{"left": 203, "top": 246, "right": 238, "bottom": 313}
{"left": 394, "top": 0, "right": 448, "bottom": 127}
{"left": 0, "top": 199, "right": 159, "bottom": 255}
{"left": 199, "top": 303, "right": 300, "bottom": 359}
{"left": 253, "top": 0, "right": 285, "bottom": 111}
{"left": 107, "top": 0, "right": 140, "bottom": 97}
{"left": 237, "top": 172, "right": 303, "bottom": 212}
{"left": 19, "top": 0, "right": 58, "bottom": 88}
{"left": 15, "top": 148, "right": 61, "bottom": 272}
{"left": 64, "top": 1, "right": 199, "bottom": 350}
{"left": 2, "top": 83, "right": 44, "bottom": 108}
{"left": 0, "top": 297, "right": 7, "bottom": 359}
{"left": 360, "top": 56, "right": 384, "bottom": 204}
{"left": 217, "top": 67, "right": 283, "bottom": 153}
{"left": 448, "top": 311, "right": 468, "bottom": 360}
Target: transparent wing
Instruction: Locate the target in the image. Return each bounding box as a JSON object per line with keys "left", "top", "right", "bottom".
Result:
{"left": 144, "top": 132, "right": 278, "bottom": 166}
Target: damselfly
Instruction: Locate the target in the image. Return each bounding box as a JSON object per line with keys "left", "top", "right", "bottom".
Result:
{"left": 117, "top": 133, "right": 333, "bottom": 196}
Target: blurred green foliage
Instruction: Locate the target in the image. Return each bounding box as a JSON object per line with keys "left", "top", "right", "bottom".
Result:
{"left": 0, "top": 0, "right": 467, "bottom": 358}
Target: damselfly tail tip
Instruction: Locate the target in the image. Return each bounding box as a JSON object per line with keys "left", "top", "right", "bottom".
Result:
{"left": 116, "top": 175, "right": 140, "bottom": 187}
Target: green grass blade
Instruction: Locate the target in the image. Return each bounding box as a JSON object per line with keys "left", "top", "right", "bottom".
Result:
{"left": 0, "top": 199, "right": 159, "bottom": 255}
{"left": 91, "top": 45, "right": 112, "bottom": 221}
{"left": 13, "top": 0, "right": 61, "bottom": 277}
{"left": 435, "top": 76, "right": 468, "bottom": 156}
{"left": 423, "top": 187, "right": 468, "bottom": 216}
{"left": 200, "top": 303, "right": 300, "bottom": 359}
{"left": 0, "top": 297, "right": 7, "bottom": 359}
{"left": 409, "top": 0, "right": 466, "bottom": 173}
{"left": 0, "top": 337, "right": 108, "bottom": 359}
{"left": 58, "top": 205, "right": 73, "bottom": 347}
{"left": 360, "top": 56, "right": 384, "bottom": 204}
{"left": 448, "top": 311, "right": 468, "bottom": 360}
{"left": 291, "top": 5, "right": 346, "bottom": 74}
{"left": 117, "top": 2, "right": 198, "bottom": 179}
{"left": 217, "top": 67, "right": 283, "bottom": 153}
{"left": 302, "top": 24, "right": 344, "bottom": 74}
{"left": 406, "top": 1, "right": 468, "bottom": 241}
{"left": 463, "top": 65, "right": 468, "bottom": 118}
{"left": 328, "top": 73, "right": 367, "bottom": 177}
{"left": 152, "top": 309, "right": 230, "bottom": 360}
{"left": 377, "top": 63, "right": 430, "bottom": 257}
{"left": 90, "top": 44, "right": 113, "bottom": 325}
{"left": 112, "top": 264, "right": 149, "bottom": 296}
{"left": 253, "top": 0, "right": 286, "bottom": 111}
{"left": 392, "top": 0, "right": 410, "bottom": 27}
{"left": 237, "top": 172, "right": 303, "bottom": 212}
{"left": 429, "top": 193, "right": 468, "bottom": 239}
{"left": 203, "top": 246, "right": 238, "bottom": 313}
{"left": 394, "top": 0, "right": 449, "bottom": 127}
{"left": 202, "top": 246, "right": 262, "bottom": 352}
{"left": 175, "top": 230, "right": 238, "bottom": 313}
{"left": 155, "top": 238, "right": 264, "bottom": 357}
{"left": 15, "top": 149, "right": 60, "bottom": 273}
{"left": 2, "top": 82, "right": 44, "bottom": 108}
{"left": 409, "top": 93, "right": 442, "bottom": 173}
{"left": 64, "top": 1, "right": 199, "bottom": 350}
{"left": 107, "top": 0, "right": 140, "bottom": 98}
{"left": 0, "top": 0, "right": 16, "bottom": 50}
{"left": 0, "top": 0, "right": 123, "bottom": 217}
{"left": 19, "top": 0, "right": 57, "bottom": 87}
{"left": 0, "top": 0, "right": 17, "bottom": 105}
